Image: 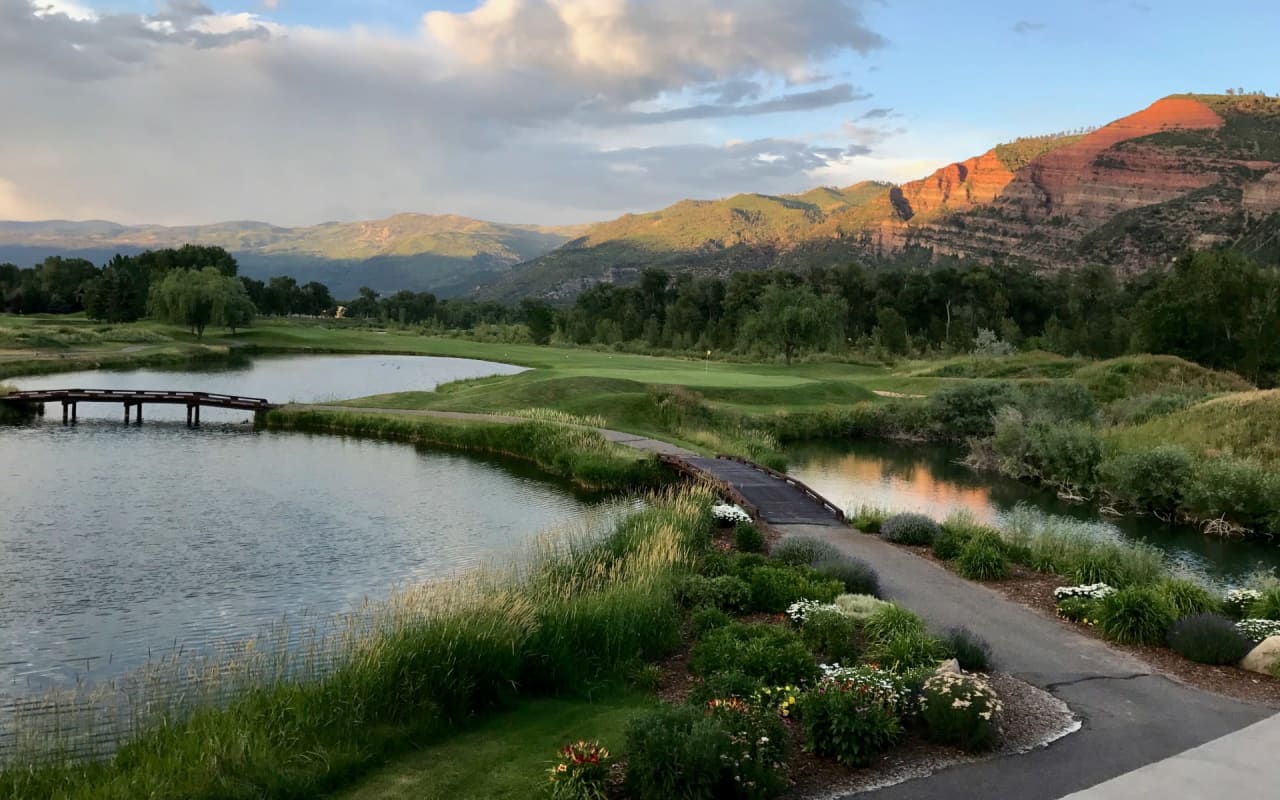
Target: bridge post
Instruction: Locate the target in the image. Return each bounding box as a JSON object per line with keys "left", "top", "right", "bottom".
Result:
{"left": 37, "top": 402, "right": 44, "bottom": 417}
{"left": 186, "top": 405, "right": 192, "bottom": 427}
{"left": 124, "top": 403, "right": 131, "bottom": 424}
{"left": 62, "top": 401, "right": 68, "bottom": 425}
{"left": 136, "top": 403, "right": 142, "bottom": 424}
{"left": 71, "top": 402, "right": 77, "bottom": 425}
{"left": 194, "top": 403, "right": 200, "bottom": 427}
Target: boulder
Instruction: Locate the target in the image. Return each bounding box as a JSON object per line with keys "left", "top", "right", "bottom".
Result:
{"left": 1240, "top": 636, "right": 1280, "bottom": 676}
{"left": 935, "top": 658, "right": 962, "bottom": 676}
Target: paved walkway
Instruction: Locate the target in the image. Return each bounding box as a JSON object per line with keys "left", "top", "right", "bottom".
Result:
{"left": 296, "top": 404, "right": 1277, "bottom": 798}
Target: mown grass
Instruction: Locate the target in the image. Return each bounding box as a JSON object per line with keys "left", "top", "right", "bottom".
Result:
{"left": 0, "top": 490, "right": 713, "bottom": 800}
{"left": 336, "top": 695, "right": 654, "bottom": 800}
{"left": 264, "top": 408, "right": 664, "bottom": 490}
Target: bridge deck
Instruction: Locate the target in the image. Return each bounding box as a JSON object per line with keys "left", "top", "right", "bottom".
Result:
{"left": 1, "top": 389, "right": 276, "bottom": 410}
{"left": 663, "top": 455, "right": 845, "bottom": 527}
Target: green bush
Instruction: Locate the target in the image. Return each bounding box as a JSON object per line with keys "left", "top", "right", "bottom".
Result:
{"left": 1099, "top": 446, "right": 1193, "bottom": 513}
{"left": 691, "top": 607, "right": 732, "bottom": 637}
{"left": 689, "top": 624, "right": 818, "bottom": 686}
{"left": 1017, "top": 380, "right": 1098, "bottom": 423}
{"left": 943, "top": 627, "right": 992, "bottom": 672}
{"left": 623, "top": 705, "right": 730, "bottom": 800}
{"left": 1027, "top": 422, "right": 1103, "bottom": 490}
{"left": 880, "top": 513, "right": 941, "bottom": 546}
{"left": 1105, "top": 392, "right": 1195, "bottom": 425}
{"left": 677, "top": 575, "right": 751, "bottom": 613}
{"left": 955, "top": 532, "right": 1010, "bottom": 581}
{"left": 866, "top": 631, "right": 949, "bottom": 671}
{"left": 699, "top": 551, "right": 732, "bottom": 578}
{"left": 703, "top": 698, "right": 790, "bottom": 799}
{"left": 862, "top": 604, "right": 927, "bottom": 646}
{"left": 1167, "top": 613, "right": 1254, "bottom": 665}
{"left": 687, "top": 670, "right": 765, "bottom": 707}
{"left": 1156, "top": 579, "right": 1219, "bottom": 618}
{"left": 833, "top": 593, "right": 891, "bottom": 621}
{"left": 1184, "top": 457, "right": 1279, "bottom": 529}
{"left": 927, "top": 382, "right": 1021, "bottom": 439}
{"left": 1097, "top": 586, "right": 1175, "bottom": 645}
{"left": 1055, "top": 597, "right": 1100, "bottom": 625}
{"left": 813, "top": 556, "right": 880, "bottom": 597}
{"left": 771, "top": 537, "right": 840, "bottom": 566}
{"left": 933, "top": 525, "right": 974, "bottom": 561}
{"left": 734, "top": 522, "right": 765, "bottom": 554}
{"left": 731, "top": 553, "right": 770, "bottom": 580}
{"left": 800, "top": 608, "right": 860, "bottom": 663}
{"left": 748, "top": 566, "right": 842, "bottom": 614}
{"left": 919, "top": 674, "right": 1002, "bottom": 752}
{"left": 849, "top": 504, "right": 888, "bottom": 533}
{"left": 1069, "top": 542, "right": 1164, "bottom": 588}
{"left": 797, "top": 667, "right": 905, "bottom": 766}
{"left": 1248, "top": 587, "right": 1280, "bottom": 621}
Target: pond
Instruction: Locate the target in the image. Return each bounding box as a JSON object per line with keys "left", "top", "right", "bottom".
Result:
{"left": 0, "top": 355, "right": 612, "bottom": 703}
{"left": 786, "top": 439, "right": 1280, "bottom": 586}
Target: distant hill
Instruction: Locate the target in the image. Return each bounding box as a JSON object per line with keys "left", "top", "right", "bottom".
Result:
{"left": 0, "top": 214, "right": 579, "bottom": 299}
{"left": 480, "top": 93, "right": 1280, "bottom": 301}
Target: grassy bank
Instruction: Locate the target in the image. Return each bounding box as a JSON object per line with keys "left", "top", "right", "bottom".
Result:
{"left": 0, "top": 490, "right": 713, "bottom": 799}
{"left": 264, "top": 407, "right": 664, "bottom": 491}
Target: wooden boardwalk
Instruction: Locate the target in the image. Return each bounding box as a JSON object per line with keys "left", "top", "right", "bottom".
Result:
{"left": 660, "top": 454, "right": 845, "bottom": 526}
{"left": 0, "top": 388, "right": 278, "bottom": 425}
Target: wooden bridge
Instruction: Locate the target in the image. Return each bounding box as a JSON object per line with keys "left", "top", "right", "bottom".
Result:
{"left": 0, "top": 389, "right": 279, "bottom": 426}
{"left": 660, "top": 454, "right": 846, "bottom": 527}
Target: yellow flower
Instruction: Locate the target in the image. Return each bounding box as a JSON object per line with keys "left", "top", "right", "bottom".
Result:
{"left": 557, "top": 764, "right": 567, "bottom": 773}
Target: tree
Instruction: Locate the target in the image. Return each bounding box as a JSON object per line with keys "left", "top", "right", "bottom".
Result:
{"left": 874, "top": 307, "right": 910, "bottom": 355}
{"left": 520, "top": 298, "right": 555, "bottom": 345}
{"left": 83, "top": 254, "right": 148, "bottom": 322}
{"left": 741, "top": 284, "right": 845, "bottom": 365}
{"left": 147, "top": 267, "right": 256, "bottom": 339}
{"left": 36, "top": 256, "right": 99, "bottom": 313}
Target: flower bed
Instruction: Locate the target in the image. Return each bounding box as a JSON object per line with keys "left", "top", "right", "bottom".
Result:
{"left": 712, "top": 503, "right": 752, "bottom": 525}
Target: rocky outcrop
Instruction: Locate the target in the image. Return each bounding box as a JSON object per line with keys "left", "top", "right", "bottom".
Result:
{"left": 892, "top": 150, "right": 1015, "bottom": 220}
{"left": 1244, "top": 169, "right": 1280, "bottom": 214}
{"left": 1000, "top": 97, "right": 1224, "bottom": 221}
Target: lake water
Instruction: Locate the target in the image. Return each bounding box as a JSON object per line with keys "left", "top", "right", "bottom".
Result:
{"left": 786, "top": 439, "right": 1280, "bottom": 586}
{"left": 0, "top": 355, "right": 608, "bottom": 703}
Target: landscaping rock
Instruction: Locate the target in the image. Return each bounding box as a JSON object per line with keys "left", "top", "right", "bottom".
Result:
{"left": 1240, "top": 636, "right": 1280, "bottom": 676}
{"left": 936, "top": 658, "right": 962, "bottom": 676}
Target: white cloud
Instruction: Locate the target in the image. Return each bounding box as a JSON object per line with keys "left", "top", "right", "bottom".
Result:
{"left": 0, "top": 0, "right": 890, "bottom": 225}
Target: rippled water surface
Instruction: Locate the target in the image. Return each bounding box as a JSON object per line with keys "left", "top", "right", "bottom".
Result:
{"left": 787, "top": 439, "right": 1280, "bottom": 585}
{"left": 0, "top": 355, "right": 605, "bottom": 700}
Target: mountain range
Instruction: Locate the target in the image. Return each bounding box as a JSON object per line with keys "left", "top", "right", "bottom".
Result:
{"left": 3, "top": 93, "right": 1278, "bottom": 302}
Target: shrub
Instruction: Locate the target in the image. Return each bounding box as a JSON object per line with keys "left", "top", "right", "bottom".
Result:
{"left": 734, "top": 522, "right": 765, "bottom": 554}
{"left": 933, "top": 526, "right": 973, "bottom": 561}
{"left": 798, "top": 666, "right": 905, "bottom": 766}
{"left": 771, "top": 537, "right": 840, "bottom": 566}
{"left": 687, "top": 670, "right": 765, "bottom": 707}
{"left": 1247, "top": 587, "right": 1280, "bottom": 621}
{"left": 1017, "top": 380, "right": 1098, "bottom": 423}
{"left": 677, "top": 575, "right": 751, "bottom": 613}
{"left": 813, "top": 556, "right": 880, "bottom": 596}
{"left": 919, "top": 673, "right": 1002, "bottom": 752}
{"left": 880, "top": 513, "right": 941, "bottom": 546}
{"left": 1224, "top": 588, "right": 1262, "bottom": 620}
{"left": 1097, "top": 586, "right": 1175, "bottom": 645}
{"left": 699, "top": 551, "right": 732, "bottom": 578}
{"left": 833, "top": 593, "right": 891, "bottom": 621}
{"left": 849, "top": 504, "right": 888, "bottom": 533}
{"left": 691, "top": 607, "right": 732, "bottom": 637}
{"left": 927, "top": 381, "right": 1021, "bottom": 439}
{"left": 955, "top": 532, "right": 1010, "bottom": 581}
{"left": 1167, "top": 614, "right": 1254, "bottom": 665}
{"left": 748, "top": 566, "right": 842, "bottom": 614}
{"left": 731, "top": 553, "right": 770, "bottom": 580}
{"left": 1156, "top": 579, "right": 1219, "bottom": 618}
{"left": 1184, "top": 457, "right": 1279, "bottom": 529}
{"left": 866, "top": 631, "right": 950, "bottom": 671}
{"left": 1099, "top": 447, "right": 1193, "bottom": 512}
{"left": 800, "top": 608, "right": 860, "bottom": 663}
{"left": 690, "top": 624, "right": 818, "bottom": 686}
{"left": 943, "top": 627, "right": 993, "bottom": 672}
{"left": 1066, "top": 541, "right": 1165, "bottom": 588}
{"left": 862, "top": 604, "right": 927, "bottom": 646}
{"left": 547, "top": 740, "right": 613, "bottom": 800}
{"left": 623, "top": 705, "right": 729, "bottom": 800}
{"left": 1027, "top": 422, "right": 1103, "bottom": 490}
{"left": 1055, "top": 597, "right": 1100, "bottom": 625}
{"left": 626, "top": 663, "right": 664, "bottom": 693}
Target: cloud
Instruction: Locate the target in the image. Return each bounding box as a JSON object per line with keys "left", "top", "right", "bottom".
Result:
{"left": 1011, "top": 20, "right": 1046, "bottom": 34}
{"left": 858, "top": 107, "right": 895, "bottom": 120}
{"left": 0, "top": 0, "right": 887, "bottom": 225}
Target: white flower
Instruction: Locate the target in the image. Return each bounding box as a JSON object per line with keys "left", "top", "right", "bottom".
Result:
{"left": 787, "top": 599, "right": 840, "bottom": 624}
{"left": 712, "top": 504, "right": 752, "bottom": 524}
{"left": 1054, "top": 583, "right": 1116, "bottom": 600}
{"left": 1237, "top": 618, "right": 1280, "bottom": 642}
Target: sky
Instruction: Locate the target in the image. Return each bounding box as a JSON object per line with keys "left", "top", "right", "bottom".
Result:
{"left": 2, "top": 0, "right": 1278, "bottom": 227}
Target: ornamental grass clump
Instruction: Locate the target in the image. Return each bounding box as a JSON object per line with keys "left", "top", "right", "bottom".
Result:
{"left": 687, "top": 670, "right": 764, "bottom": 708}
{"left": 879, "top": 513, "right": 941, "bottom": 546}
{"left": 1166, "top": 614, "right": 1253, "bottom": 665}
{"left": 799, "top": 665, "right": 906, "bottom": 766}
{"left": 943, "top": 627, "right": 993, "bottom": 672}
{"left": 867, "top": 630, "right": 950, "bottom": 672}
{"left": 1097, "top": 586, "right": 1175, "bottom": 646}
{"left": 748, "top": 566, "right": 842, "bottom": 614}
{"left": 833, "top": 593, "right": 891, "bottom": 621}
{"left": 919, "top": 673, "right": 1003, "bottom": 752}
{"left": 862, "top": 604, "right": 927, "bottom": 646}
{"left": 955, "top": 531, "right": 1010, "bottom": 580}
{"left": 1225, "top": 588, "right": 1262, "bottom": 620}
{"left": 1247, "top": 587, "right": 1280, "bottom": 621}
{"left": 734, "top": 522, "right": 765, "bottom": 554}
{"left": 546, "top": 740, "right": 613, "bottom": 800}
{"left": 1156, "top": 579, "right": 1219, "bottom": 618}
{"left": 798, "top": 608, "right": 860, "bottom": 663}
{"left": 848, "top": 504, "right": 889, "bottom": 533}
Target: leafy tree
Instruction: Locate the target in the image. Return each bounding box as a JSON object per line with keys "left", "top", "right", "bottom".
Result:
{"left": 875, "top": 308, "right": 910, "bottom": 355}
{"left": 520, "top": 298, "right": 555, "bottom": 345}
{"left": 36, "top": 256, "right": 99, "bottom": 313}
{"left": 299, "top": 281, "right": 335, "bottom": 316}
{"left": 742, "top": 284, "right": 845, "bottom": 365}
{"left": 84, "top": 255, "right": 149, "bottom": 322}
{"left": 147, "top": 267, "right": 255, "bottom": 339}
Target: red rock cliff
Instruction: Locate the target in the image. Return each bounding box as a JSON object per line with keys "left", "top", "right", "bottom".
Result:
{"left": 891, "top": 149, "right": 1014, "bottom": 219}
